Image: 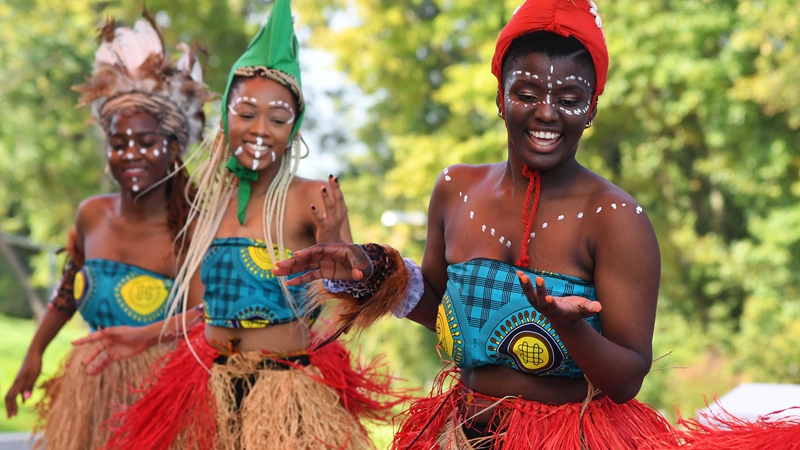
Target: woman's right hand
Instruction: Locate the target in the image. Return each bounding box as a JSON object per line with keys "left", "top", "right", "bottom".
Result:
{"left": 4, "top": 353, "right": 42, "bottom": 418}
{"left": 273, "top": 243, "right": 373, "bottom": 286}
{"left": 71, "top": 326, "right": 153, "bottom": 376}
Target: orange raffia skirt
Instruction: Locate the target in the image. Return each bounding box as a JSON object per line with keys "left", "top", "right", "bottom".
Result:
{"left": 392, "top": 368, "right": 681, "bottom": 450}
{"left": 103, "top": 324, "right": 406, "bottom": 450}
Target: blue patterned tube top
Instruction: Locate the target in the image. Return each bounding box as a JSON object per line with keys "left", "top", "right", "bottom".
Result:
{"left": 75, "top": 259, "right": 173, "bottom": 330}
{"left": 201, "top": 237, "right": 313, "bottom": 328}
{"left": 436, "top": 258, "right": 602, "bottom": 378}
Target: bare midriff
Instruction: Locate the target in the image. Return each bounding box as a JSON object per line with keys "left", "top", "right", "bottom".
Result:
{"left": 204, "top": 320, "right": 310, "bottom": 354}
{"left": 461, "top": 365, "right": 597, "bottom": 423}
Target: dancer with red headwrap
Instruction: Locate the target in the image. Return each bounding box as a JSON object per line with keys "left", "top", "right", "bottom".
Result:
{"left": 275, "top": 0, "right": 686, "bottom": 448}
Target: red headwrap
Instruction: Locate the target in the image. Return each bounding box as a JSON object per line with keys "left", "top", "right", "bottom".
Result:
{"left": 491, "top": 0, "right": 608, "bottom": 115}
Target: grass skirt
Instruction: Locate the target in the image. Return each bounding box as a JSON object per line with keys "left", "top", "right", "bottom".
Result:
{"left": 393, "top": 368, "right": 680, "bottom": 450}
{"left": 643, "top": 405, "right": 800, "bottom": 450}
{"left": 33, "top": 341, "right": 163, "bottom": 450}
{"left": 104, "top": 323, "right": 405, "bottom": 450}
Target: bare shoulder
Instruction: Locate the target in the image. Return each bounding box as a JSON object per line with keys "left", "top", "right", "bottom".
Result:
{"left": 577, "top": 170, "right": 656, "bottom": 246}
{"left": 432, "top": 163, "right": 497, "bottom": 199}
{"left": 289, "top": 176, "right": 326, "bottom": 198}
{"left": 75, "top": 194, "right": 117, "bottom": 231}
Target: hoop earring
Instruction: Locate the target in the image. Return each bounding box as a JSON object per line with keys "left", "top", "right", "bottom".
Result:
{"left": 497, "top": 109, "right": 504, "bottom": 119}
{"left": 585, "top": 119, "right": 593, "bottom": 129}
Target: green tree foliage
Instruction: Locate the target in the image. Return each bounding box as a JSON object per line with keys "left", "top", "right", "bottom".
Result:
{"left": 295, "top": 0, "right": 800, "bottom": 412}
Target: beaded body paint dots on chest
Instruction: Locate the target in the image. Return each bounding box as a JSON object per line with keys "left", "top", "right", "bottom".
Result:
{"left": 465, "top": 192, "right": 645, "bottom": 249}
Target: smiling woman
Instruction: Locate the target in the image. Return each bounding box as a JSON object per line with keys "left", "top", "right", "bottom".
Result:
{"left": 3, "top": 12, "right": 211, "bottom": 450}
{"left": 270, "top": 0, "right": 686, "bottom": 448}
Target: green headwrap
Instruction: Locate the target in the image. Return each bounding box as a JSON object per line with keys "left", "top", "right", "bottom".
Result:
{"left": 222, "top": 0, "right": 305, "bottom": 225}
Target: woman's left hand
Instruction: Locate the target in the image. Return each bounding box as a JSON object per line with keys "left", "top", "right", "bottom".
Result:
{"left": 312, "top": 175, "right": 348, "bottom": 243}
{"left": 516, "top": 271, "right": 602, "bottom": 326}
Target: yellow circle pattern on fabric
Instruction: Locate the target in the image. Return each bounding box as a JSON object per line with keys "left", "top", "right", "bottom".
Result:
{"left": 509, "top": 333, "right": 552, "bottom": 371}
{"left": 73, "top": 270, "right": 86, "bottom": 300}
{"left": 240, "top": 239, "right": 294, "bottom": 280}
{"left": 118, "top": 275, "right": 169, "bottom": 317}
{"left": 436, "top": 294, "right": 463, "bottom": 365}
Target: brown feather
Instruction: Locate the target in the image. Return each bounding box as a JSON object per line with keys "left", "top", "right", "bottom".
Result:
{"left": 305, "top": 245, "right": 411, "bottom": 346}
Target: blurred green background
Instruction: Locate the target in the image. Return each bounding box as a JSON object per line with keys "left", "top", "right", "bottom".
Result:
{"left": 2, "top": 0, "right": 800, "bottom": 443}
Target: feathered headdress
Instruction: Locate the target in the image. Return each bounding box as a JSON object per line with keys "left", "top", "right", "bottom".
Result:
{"left": 74, "top": 12, "right": 212, "bottom": 152}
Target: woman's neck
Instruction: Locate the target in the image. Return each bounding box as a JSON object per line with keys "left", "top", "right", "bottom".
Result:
{"left": 117, "top": 184, "right": 169, "bottom": 223}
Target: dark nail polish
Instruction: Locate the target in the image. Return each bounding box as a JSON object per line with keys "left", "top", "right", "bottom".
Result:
{"left": 334, "top": 177, "right": 339, "bottom": 183}
{"left": 322, "top": 187, "right": 327, "bottom": 193}
{"left": 329, "top": 174, "right": 333, "bottom": 179}
{"left": 311, "top": 205, "right": 316, "bottom": 210}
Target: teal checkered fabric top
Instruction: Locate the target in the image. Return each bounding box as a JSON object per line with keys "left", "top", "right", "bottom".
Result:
{"left": 75, "top": 259, "right": 173, "bottom": 330}
{"left": 436, "top": 258, "right": 602, "bottom": 378}
{"left": 201, "top": 237, "right": 315, "bottom": 328}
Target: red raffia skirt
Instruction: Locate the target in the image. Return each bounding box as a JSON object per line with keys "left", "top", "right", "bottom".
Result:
{"left": 392, "top": 368, "right": 681, "bottom": 450}
{"left": 103, "top": 324, "right": 406, "bottom": 450}
{"left": 643, "top": 404, "right": 800, "bottom": 450}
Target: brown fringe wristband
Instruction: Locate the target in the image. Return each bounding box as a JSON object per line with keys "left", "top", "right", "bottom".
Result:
{"left": 306, "top": 244, "right": 410, "bottom": 340}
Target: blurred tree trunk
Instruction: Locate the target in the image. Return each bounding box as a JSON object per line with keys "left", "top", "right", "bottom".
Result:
{"left": 0, "top": 233, "right": 45, "bottom": 321}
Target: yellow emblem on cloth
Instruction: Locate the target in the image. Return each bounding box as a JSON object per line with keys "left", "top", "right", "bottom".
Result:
{"left": 436, "top": 303, "right": 454, "bottom": 357}
{"left": 509, "top": 333, "right": 552, "bottom": 372}
{"left": 240, "top": 240, "right": 293, "bottom": 280}
{"left": 119, "top": 275, "right": 169, "bottom": 316}
{"left": 73, "top": 270, "right": 86, "bottom": 300}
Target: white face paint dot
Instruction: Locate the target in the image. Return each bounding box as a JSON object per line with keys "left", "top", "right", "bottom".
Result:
{"left": 612, "top": 203, "right": 617, "bottom": 210}
{"left": 499, "top": 236, "right": 505, "bottom": 244}
{"left": 127, "top": 153, "right": 134, "bottom": 160}
{"left": 445, "top": 175, "right": 452, "bottom": 181}
{"left": 153, "top": 149, "right": 160, "bottom": 157}
{"left": 252, "top": 160, "right": 259, "bottom": 171}
{"left": 132, "top": 177, "right": 138, "bottom": 182}
{"left": 636, "top": 206, "right": 643, "bottom": 214}
{"left": 506, "top": 241, "right": 512, "bottom": 248}
{"left": 164, "top": 140, "right": 168, "bottom": 147}
{"left": 558, "top": 215, "right": 565, "bottom": 221}
{"left": 107, "top": 150, "right": 112, "bottom": 159}
{"left": 271, "top": 151, "right": 276, "bottom": 162}
{"left": 482, "top": 225, "right": 486, "bottom": 232}
{"left": 491, "top": 228, "right": 496, "bottom": 236}
{"left": 128, "top": 140, "right": 135, "bottom": 148}
{"left": 542, "top": 222, "right": 548, "bottom": 229}
{"left": 140, "top": 149, "right": 146, "bottom": 154}
{"left": 622, "top": 203, "right": 627, "bottom": 207}
{"left": 132, "top": 185, "right": 140, "bottom": 192}
{"left": 459, "top": 191, "right": 462, "bottom": 196}
{"left": 578, "top": 212, "right": 584, "bottom": 219}
{"left": 464, "top": 196, "right": 468, "bottom": 203}
{"left": 596, "top": 207, "right": 602, "bottom": 213}
{"left": 256, "top": 137, "right": 263, "bottom": 146}
{"left": 443, "top": 168, "right": 449, "bottom": 174}
{"left": 235, "top": 146, "right": 243, "bottom": 156}
{"left": 126, "top": 129, "right": 132, "bottom": 135}
{"left": 116, "top": 150, "right": 123, "bottom": 156}
{"left": 530, "top": 232, "right": 536, "bottom": 238}
{"left": 470, "top": 211, "right": 474, "bottom": 219}
{"left": 255, "top": 151, "right": 261, "bottom": 159}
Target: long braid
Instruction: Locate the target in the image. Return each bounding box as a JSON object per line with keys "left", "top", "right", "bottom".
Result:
{"left": 516, "top": 166, "right": 541, "bottom": 268}
{"left": 166, "top": 154, "right": 197, "bottom": 255}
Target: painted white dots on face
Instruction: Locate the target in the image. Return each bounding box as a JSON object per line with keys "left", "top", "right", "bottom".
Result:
{"left": 506, "top": 66, "right": 592, "bottom": 117}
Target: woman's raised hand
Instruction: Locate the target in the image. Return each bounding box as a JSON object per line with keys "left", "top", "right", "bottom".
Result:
{"left": 274, "top": 243, "right": 372, "bottom": 286}
{"left": 516, "top": 271, "right": 602, "bottom": 325}
{"left": 311, "top": 175, "right": 349, "bottom": 244}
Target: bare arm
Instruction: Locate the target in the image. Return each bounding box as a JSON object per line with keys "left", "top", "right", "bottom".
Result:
{"left": 4, "top": 309, "right": 69, "bottom": 418}
{"left": 520, "top": 203, "right": 659, "bottom": 403}
{"left": 404, "top": 172, "right": 451, "bottom": 331}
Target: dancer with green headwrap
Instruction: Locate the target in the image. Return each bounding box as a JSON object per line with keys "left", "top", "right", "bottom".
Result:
{"left": 73, "top": 1, "right": 402, "bottom": 448}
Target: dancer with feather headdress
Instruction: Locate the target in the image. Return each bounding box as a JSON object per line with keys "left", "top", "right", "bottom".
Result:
{"left": 3, "top": 12, "right": 211, "bottom": 450}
